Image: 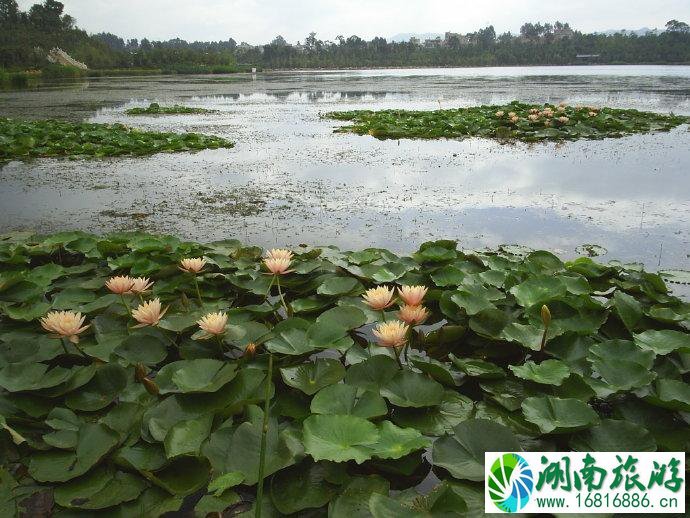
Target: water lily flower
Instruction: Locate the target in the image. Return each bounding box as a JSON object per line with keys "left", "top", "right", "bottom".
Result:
{"left": 398, "top": 304, "right": 430, "bottom": 325}
{"left": 266, "top": 248, "right": 294, "bottom": 261}
{"left": 363, "top": 286, "right": 395, "bottom": 310}
{"left": 132, "top": 298, "right": 168, "bottom": 327}
{"left": 528, "top": 114, "right": 539, "bottom": 122}
{"left": 130, "top": 277, "right": 154, "bottom": 294}
{"left": 373, "top": 320, "right": 409, "bottom": 348}
{"left": 558, "top": 116, "right": 569, "bottom": 123}
{"left": 105, "top": 275, "right": 134, "bottom": 294}
{"left": 40, "top": 311, "right": 90, "bottom": 344}
{"left": 196, "top": 312, "right": 228, "bottom": 338}
{"left": 544, "top": 120, "right": 552, "bottom": 127}
{"left": 264, "top": 256, "right": 293, "bottom": 275}
{"left": 557, "top": 106, "right": 566, "bottom": 112}
{"left": 179, "top": 257, "right": 207, "bottom": 274}
{"left": 495, "top": 110, "right": 505, "bottom": 117}
{"left": 588, "top": 111, "right": 598, "bottom": 117}
{"left": 397, "top": 285, "right": 427, "bottom": 306}
{"left": 529, "top": 108, "right": 539, "bottom": 114}
{"left": 509, "top": 115, "right": 520, "bottom": 123}
{"left": 559, "top": 101, "right": 567, "bottom": 107}
{"left": 507, "top": 112, "right": 517, "bottom": 118}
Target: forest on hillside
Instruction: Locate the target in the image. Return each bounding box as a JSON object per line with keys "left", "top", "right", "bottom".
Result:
{"left": 1, "top": 0, "right": 690, "bottom": 72}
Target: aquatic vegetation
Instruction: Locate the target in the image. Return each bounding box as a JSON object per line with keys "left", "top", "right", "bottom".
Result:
{"left": 0, "top": 118, "right": 234, "bottom": 160}
{"left": 1, "top": 231, "right": 689, "bottom": 516}
{"left": 125, "top": 102, "right": 215, "bottom": 115}
{"left": 327, "top": 101, "right": 690, "bottom": 141}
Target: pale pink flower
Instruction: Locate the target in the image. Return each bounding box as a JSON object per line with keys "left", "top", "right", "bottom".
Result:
{"left": 196, "top": 312, "right": 228, "bottom": 338}
{"left": 544, "top": 120, "right": 552, "bottom": 127}
{"left": 557, "top": 106, "right": 566, "bottom": 112}
{"left": 495, "top": 110, "right": 505, "bottom": 117}
{"left": 105, "top": 276, "right": 134, "bottom": 294}
{"left": 507, "top": 111, "right": 517, "bottom": 118}
{"left": 398, "top": 305, "right": 430, "bottom": 326}
{"left": 130, "top": 277, "right": 154, "bottom": 294}
{"left": 373, "top": 320, "right": 409, "bottom": 348}
{"left": 132, "top": 298, "right": 168, "bottom": 327}
{"left": 40, "top": 311, "right": 90, "bottom": 344}
{"left": 398, "top": 285, "right": 428, "bottom": 306}
{"left": 588, "top": 111, "right": 598, "bottom": 117}
{"left": 266, "top": 248, "right": 294, "bottom": 261}
{"left": 529, "top": 108, "right": 539, "bottom": 114}
{"left": 264, "top": 256, "right": 292, "bottom": 275}
{"left": 509, "top": 115, "right": 520, "bottom": 123}
{"left": 558, "top": 116, "right": 569, "bottom": 123}
{"left": 528, "top": 114, "right": 539, "bottom": 122}
{"left": 179, "top": 257, "right": 206, "bottom": 274}
{"left": 362, "top": 286, "right": 395, "bottom": 310}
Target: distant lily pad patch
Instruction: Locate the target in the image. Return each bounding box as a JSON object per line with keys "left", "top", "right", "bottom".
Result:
{"left": 326, "top": 101, "right": 689, "bottom": 142}
{"left": 0, "top": 117, "right": 233, "bottom": 160}
{"left": 125, "top": 103, "right": 215, "bottom": 115}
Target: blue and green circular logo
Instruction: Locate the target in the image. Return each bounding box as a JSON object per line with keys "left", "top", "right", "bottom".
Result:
{"left": 487, "top": 453, "right": 534, "bottom": 512}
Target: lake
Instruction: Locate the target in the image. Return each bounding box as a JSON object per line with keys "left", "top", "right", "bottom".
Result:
{"left": 1, "top": 65, "right": 689, "bottom": 273}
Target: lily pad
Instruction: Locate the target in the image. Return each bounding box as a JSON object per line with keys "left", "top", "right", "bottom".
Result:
{"left": 521, "top": 396, "right": 599, "bottom": 434}
{"left": 281, "top": 358, "right": 346, "bottom": 395}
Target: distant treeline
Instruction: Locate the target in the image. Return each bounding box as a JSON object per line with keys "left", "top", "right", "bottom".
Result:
{"left": 1, "top": 0, "right": 690, "bottom": 74}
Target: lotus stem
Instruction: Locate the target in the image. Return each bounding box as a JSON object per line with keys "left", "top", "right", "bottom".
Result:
{"left": 193, "top": 275, "right": 203, "bottom": 306}
{"left": 275, "top": 275, "right": 289, "bottom": 316}
{"left": 120, "top": 293, "right": 130, "bottom": 314}
{"left": 380, "top": 309, "right": 387, "bottom": 322}
{"left": 215, "top": 334, "right": 225, "bottom": 358}
{"left": 255, "top": 352, "right": 273, "bottom": 518}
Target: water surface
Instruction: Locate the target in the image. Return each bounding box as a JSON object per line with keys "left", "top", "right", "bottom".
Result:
{"left": 1, "top": 65, "right": 689, "bottom": 273}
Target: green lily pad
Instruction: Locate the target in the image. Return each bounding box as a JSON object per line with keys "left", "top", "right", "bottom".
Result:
{"left": 310, "top": 384, "right": 387, "bottom": 418}
{"left": 392, "top": 391, "right": 474, "bottom": 436}
{"left": 449, "top": 354, "right": 505, "bottom": 379}
{"left": 155, "top": 359, "right": 237, "bottom": 394}
{"left": 431, "top": 419, "right": 520, "bottom": 481}
{"left": 587, "top": 339, "right": 655, "bottom": 391}
{"left": 509, "top": 359, "right": 571, "bottom": 386}
{"left": 521, "top": 396, "right": 599, "bottom": 434}
{"left": 303, "top": 414, "right": 379, "bottom": 463}
{"left": 367, "top": 421, "right": 430, "bottom": 460}
{"left": 570, "top": 419, "right": 656, "bottom": 452}
{"left": 270, "top": 460, "right": 339, "bottom": 514}
{"left": 344, "top": 355, "right": 399, "bottom": 391}
{"left": 634, "top": 330, "right": 690, "bottom": 355}
{"left": 380, "top": 370, "right": 444, "bottom": 408}
{"left": 280, "top": 358, "right": 345, "bottom": 395}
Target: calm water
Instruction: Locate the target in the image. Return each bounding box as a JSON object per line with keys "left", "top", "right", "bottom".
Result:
{"left": 1, "top": 65, "right": 689, "bottom": 273}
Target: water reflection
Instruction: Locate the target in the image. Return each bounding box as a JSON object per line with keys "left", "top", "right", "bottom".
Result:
{"left": 0, "top": 67, "right": 689, "bottom": 274}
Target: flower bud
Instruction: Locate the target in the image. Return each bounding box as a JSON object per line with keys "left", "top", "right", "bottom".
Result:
{"left": 142, "top": 378, "right": 159, "bottom": 396}
{"left": 541, "top": 305, "right": 551, "bottom": 328}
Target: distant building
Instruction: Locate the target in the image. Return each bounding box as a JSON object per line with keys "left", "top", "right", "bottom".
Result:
{"left": 443, "top": 32, "right": 470, "bottom": 46}
{"left": 424, "top": 37, "right": 443, "bottom": 48}
{"left": 553, "top": 26, "right": 575, "bottom": 40}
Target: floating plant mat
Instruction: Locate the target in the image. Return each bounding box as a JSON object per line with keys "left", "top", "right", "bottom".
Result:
{"left": 0, "top": 118, "right": 233, "bottom": 160}
{"left": 326, "top": 101, "right": 690, "bottom": 141}
{"left": 0, "top": 231, "right": 689, "bottom": 516}
{"left": 125, "top": 103, "right": 216, "bottom": 115}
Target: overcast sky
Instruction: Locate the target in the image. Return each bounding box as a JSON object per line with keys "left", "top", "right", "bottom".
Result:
{"left": 18, "top": 0, "right": 690, "bottom": 44}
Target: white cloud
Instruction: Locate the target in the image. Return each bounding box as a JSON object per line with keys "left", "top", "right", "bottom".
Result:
{"left": 18, "top": 0, "right": 690, "bottom": 43}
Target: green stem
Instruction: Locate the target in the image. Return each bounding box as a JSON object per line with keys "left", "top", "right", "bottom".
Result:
{"left": 120, "top": 293, "right": 130, "bottom": 315}
{"left": 380, "top": 309, "right": 387, "bottom": 322}
{"left": 540, "top": 325, "right": 549, "bottom": 351}
{"left": 256, "top": 353, "right": 273, "bottom": 518}
{"left": 193, "top": 275, "right": 203, "bottom": 306}
{"left": 215, "top": 335, "right": 225, "bottom": 358}
{"left": 394, "top": 346, "right": 403, "bottom": 369}
{"left": 275, "top": 275, "right": 289, "bottom": 316}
